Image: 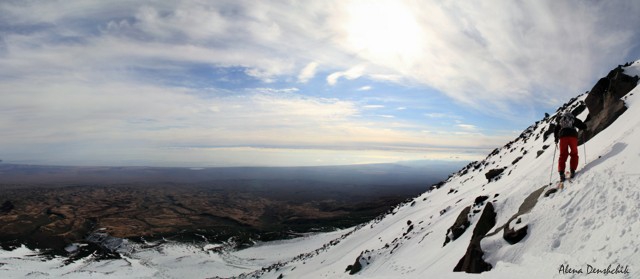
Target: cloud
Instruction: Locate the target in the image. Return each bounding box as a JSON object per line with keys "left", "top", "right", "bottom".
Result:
{"left": 4, "top": 1, "right": 638, "bottom": 111}
{"left": 425, "top": 112, "right": 463, "bottom": 120}
{"left": 357, "top": 85, "right": 372, "bottom": 91}
{"left": 298, "top": 62, "right": 319, "bottom": 83}
{"left": 327, "top": 65, "right": 365, "bottom": 85}
{"left": 254, "top": 87, "right": 300, "bottom": 94}
{"left": 331, "top": 1, "right": 640, "bottom": 113}
{"left": 426, "top": 113, "right": 447, "bottom": 118}
{"left": 1, "top": 0, "right": 639, "bottom": 166}
{"left": 0, "top": 75, "right": 513, "bottom": 165}
{"left": 0, "top": 80, "right": 360, "bottom": 158}
{"left": 457, "top": 124, "right": 478, "bottom": 131}
{"left": 363, "top": 105, "right": 385, "bottom": 109}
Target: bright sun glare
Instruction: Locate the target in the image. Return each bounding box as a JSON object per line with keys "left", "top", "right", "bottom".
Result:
{"left": 344, "top": 1, "right": 423, "bottom": 64}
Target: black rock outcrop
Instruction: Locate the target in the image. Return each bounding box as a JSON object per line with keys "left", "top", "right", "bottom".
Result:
{"left": 504, "top": 220, "right": 528, "bottom": 245}
{"left": 473, "top": 196, "right": 489, "bottom": 206}
{"left": 443, "top": 206, "right": 471, "bottom": 246}
{"left": 454, "top": 203, "right": 496, "bottom": 273}
{"left": 485, "top": 168, "right": 505, "bottom": 181}
{"left": 345, "top": 253, "right": 365, "bottom": 275}
{"left": 583, "top": 66, "right": 639, "bottom": 142}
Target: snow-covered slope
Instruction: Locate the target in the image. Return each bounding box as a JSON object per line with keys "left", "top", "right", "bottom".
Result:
{"left": 2, "top": 61, "right": 640, "bottom": 278}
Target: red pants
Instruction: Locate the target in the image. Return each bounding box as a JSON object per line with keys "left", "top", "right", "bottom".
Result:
{"left": 558, "top": 137, "right": 579, "bottom": 172}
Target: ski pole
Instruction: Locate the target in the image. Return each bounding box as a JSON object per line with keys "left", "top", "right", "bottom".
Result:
{"left": 549, "top": 143, "right": 557, "bottom": 185}
{"left": 582, "top": 133, "right": 587, "bottom": 166}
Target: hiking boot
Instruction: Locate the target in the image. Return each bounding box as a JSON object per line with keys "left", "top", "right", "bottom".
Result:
{"left": 570, "top": 169, "right": 576, "bottom": 179}
{"left": 559, "top": 171, "right": 566, "bottom": 182}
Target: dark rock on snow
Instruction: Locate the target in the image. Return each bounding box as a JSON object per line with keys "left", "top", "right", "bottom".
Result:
{"left": 485, "top": 168, "right": 505, "bottom": 181}
{"left": 511, "top": 156, "right": 523, "bottom": 165}
{"left": 474, "top": 196, "right": 489, "bottom": 206}
{"left": 504, "top": 224, "right": 528, "bottom": 245}
{"left": 443, "top": 206, "right": 471, "bottom": 247}
{"left": 86, "top": 231, "right": 129, "bottom": 253}
{"left": 345, "top": 253, "right": 365, "bottom": 275}
{"left": 454, "top": 203, "right": 496, "bottom": 273}
{"left": 429, "top": 181, "right": 445, "bottom": 192}
{"left": 543, "top": 124, "right": 555, "bottom": 142}
{"left": 583, "top": 66, "right": 638, "bottom": 143}
{"left": 544, "top": 188, "right": 558, "bottom": 197}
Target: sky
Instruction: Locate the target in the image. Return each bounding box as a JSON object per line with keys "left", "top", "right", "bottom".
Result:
{"left": 1, "top": 0, "right": 639, "bottom": 167}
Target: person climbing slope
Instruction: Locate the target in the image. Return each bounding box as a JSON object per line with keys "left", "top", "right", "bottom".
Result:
{"left": 553, "top": 112, "right": 587, "bottom": 182}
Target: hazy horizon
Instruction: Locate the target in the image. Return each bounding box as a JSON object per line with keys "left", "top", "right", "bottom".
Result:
{"left": 0, "top": 157, "right": 469, "bottom": 169}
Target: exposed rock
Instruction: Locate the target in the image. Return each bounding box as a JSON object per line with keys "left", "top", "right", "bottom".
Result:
{"left": 439, "top": 208, "right": 448, "bottom": 216}
{"left": 86, "top": 231, "right": 131, "bottom": 254}
{"left": 404, "top": 224, "right": 414, "bottom": 236}
{"left": 583, "top": 67, "right": 638, "bottom": 143}
{"left": 473, "top": 196, "right": 489, "bottom": 206}
{"left": 536, "top": 150, "right": 544, "bottom": 158}
{"left": 511, "top": 156, "right": 523, "bottom": 165}
{"left": 453, "top": 203, "right": 496, "bottom": 273}
{"left": 515, "top": 186, "right": 546, "bottom": 216}
{"left": 345, "top": 253, "right": 365, "bottom": 275}
{"left": 429, "top": 181, "right": 445, "bottom": 192}
{"left": 485, "top": 168, "right": 506, "bottom": 181}
{"left": 487, "top": 185, "right": 546, "bottom": 248}
{"left": 489, "top": 148, "right": 500, "bottom": 156}
{"left": 571, "top": 103, "right": 587, "bottom": 117}
{"left": 443, "top": 206, "right": 471, "bottom": 246}
{"left": 543, "top": 124, "right": 555, "bottom": 142}
{"left": 544, "top": 188, "right": 558, "bottom": 197}
{"left": 585, "top": 78, "right": 610, "bottom": 115}
{"left": 504, "top": 224, "right": 528, "bottom": 245}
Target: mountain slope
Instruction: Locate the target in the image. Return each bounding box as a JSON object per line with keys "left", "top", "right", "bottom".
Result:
{"left": 1, "top": 62, "right": 639, "bottom": 278}
{"left": 233, "top": 61, "right": 640, "bottom": 279}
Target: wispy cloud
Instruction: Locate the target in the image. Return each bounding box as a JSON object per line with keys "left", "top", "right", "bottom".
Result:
{"left": 1, "top": 0, "right": 638, "bottom": 166}
{"left": 254, "top": 87, "right": 300, "bottom": 94}
{"left": 327, "top": 65, "right": 366, "bottom": 86}
{"left": 457, "top": 124, "right": 478, "bottom": 131}
{"left": 298, "top": 62, "right": 319, "bottom": 83}
{"left": 426, "top": 113, "right": 447, "bottom": 118}
{"left": 363, "top": 105, "right": 385, "bottom": 109}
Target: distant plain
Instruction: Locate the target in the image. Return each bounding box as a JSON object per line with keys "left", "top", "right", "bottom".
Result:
{"left": 0, "top": 161, "right": 464, "bottom": 256}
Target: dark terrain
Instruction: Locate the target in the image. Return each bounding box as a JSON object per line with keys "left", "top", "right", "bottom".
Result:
{"left": 0, "top": 162, "right": 462, "bottom": 256}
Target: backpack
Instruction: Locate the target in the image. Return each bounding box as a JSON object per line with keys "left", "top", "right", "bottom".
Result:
{"left": 558, "top": 113, "right": 574, "bottom": 129}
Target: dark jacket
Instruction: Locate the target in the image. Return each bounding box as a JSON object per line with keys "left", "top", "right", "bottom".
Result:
{"left": 554, "top": 117, "right": 586, "bottom": 141}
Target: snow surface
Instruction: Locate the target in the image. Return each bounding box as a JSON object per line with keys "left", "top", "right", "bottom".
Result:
{"left": 2, "top": 62, "right": 640, "bottom": 278}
